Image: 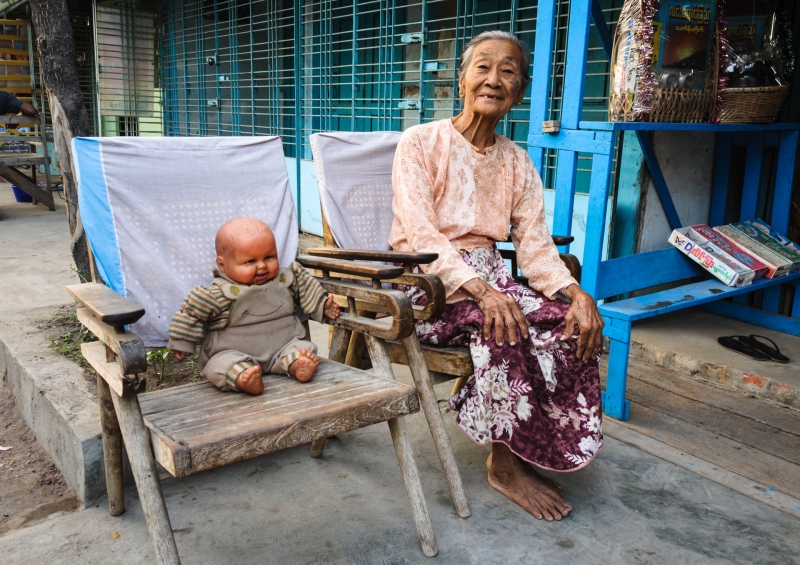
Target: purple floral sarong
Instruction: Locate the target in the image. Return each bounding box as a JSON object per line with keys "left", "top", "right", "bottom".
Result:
{"left": 402, "top": 247, "right": 603, "bottom": 472}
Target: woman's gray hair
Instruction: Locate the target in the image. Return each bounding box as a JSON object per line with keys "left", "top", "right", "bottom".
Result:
{"left": 458, "top": 31, "right": 532, "bottom": 93}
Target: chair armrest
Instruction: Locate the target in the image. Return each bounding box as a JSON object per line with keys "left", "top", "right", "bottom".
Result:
{"left": 497, "top": 249, "right": 582, "bottom": 284}
{"left": 318, "top": 279, "right": 415, "bottom": 341}
{"left": 307, "top": 248, "right": 439, "bottom": 265}
{"left": 65, "top": 282, "right": 145, "bottom": 326}
{"left": 389, "top": 273, "right": 446, "bottom": 321}
{"left": 552, "top": 235, "right": 574, "bottom": 246}
{"left": 297, "top": 255, "right": 404, "bottom": 280}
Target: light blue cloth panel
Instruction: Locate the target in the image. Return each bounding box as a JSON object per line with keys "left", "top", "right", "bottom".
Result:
{"left": 72, "top": 136, "right": 298, "bottom": 347}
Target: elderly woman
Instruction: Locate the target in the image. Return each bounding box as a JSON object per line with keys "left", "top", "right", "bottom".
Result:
{"left": 389, "top": 30, "right": 605, "bottom": 522}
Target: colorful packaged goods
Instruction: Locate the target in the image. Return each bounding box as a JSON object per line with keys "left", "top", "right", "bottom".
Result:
{"left": 742, "top": 219, "right": 800, "bottom": 255}
{"left": 729, "top": 222, "right": 800, "bottom": 273}
{"left": 690, "top": 224, "right": 769, "bottom": 280}
{"left": 713, "top": 225, "right": 794, "bottom": 278}
{"left": 669, "top": 227, "right": 755, "bottom": 287}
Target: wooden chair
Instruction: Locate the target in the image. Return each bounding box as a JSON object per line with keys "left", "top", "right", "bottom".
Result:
{"left": 307, "top": 130, "right": 581, "bottom": 452}
{"left": 69, "top": 135, "right": 442, "bottom": 563}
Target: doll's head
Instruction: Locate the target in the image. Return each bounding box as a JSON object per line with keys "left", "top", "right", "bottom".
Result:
{"left": 215, "top": 217, "right": 279, "bottom": 285}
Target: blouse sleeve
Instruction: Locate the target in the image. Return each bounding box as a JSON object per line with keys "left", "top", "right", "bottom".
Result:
{"left": 510, "top": 162, "right": 578, "bottom": 299}
{"left": 392, "top": 130, "right": 479, "bottom": 296}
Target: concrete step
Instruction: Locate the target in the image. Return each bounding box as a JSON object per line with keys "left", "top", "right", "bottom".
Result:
{"left": 628, "top": 309, "right": 799, "bottom": 408}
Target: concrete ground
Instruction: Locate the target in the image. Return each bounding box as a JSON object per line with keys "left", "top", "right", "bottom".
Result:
{"left": 2, "top": 184, "right": 800, "bottom": 564}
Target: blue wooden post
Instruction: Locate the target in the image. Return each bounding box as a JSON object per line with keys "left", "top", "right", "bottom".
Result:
{"left": 527, "top": 0, "right": 557, "bottom": 173}
{"left": 740, "top": 131, "right": 765, "bottom": 222}
{"left": 551, "top": 0, "right": 593, "bottom": 251}
{"left": 581, "top": 147, "right": 614, "bottom": 298}
{"left": 709, "top": 132, "right": 732, "bottom": 227}
{"left": 601, "top": 317, "right": 632, "bottom": 421}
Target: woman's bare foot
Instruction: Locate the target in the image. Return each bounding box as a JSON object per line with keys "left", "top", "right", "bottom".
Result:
{"left": 288, "top": 349, "right": 319, "bottom": 383}
{"left": 235, "top": 365, "right": 264, "bottom": 395}
{"left": 487, "top": 443, "right": 572, "bottom": 521}
{"left": 486, "top": 453, "right": 563, "bottom": 494}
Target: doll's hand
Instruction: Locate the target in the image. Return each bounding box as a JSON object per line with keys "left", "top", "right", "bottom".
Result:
{"left": 172, "top": 350, "right": 187, "bottom": 362}
{"left": 323, "top": 295, "right": 340, "bottom": 320}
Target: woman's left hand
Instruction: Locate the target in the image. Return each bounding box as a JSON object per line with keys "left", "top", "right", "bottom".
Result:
{"left": 560, "top": 285, "right": 604, "bottom": 363}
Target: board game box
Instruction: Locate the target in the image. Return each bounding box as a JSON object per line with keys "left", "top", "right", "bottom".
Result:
{"left": 669, "top": 227, "right": 755, "bottom": 287}
{"left": 713, "top": 225, "right": 794, "bottom": 278}
{"left": 729, "top": 222, "right": 800, "bottom": 273}
{"left": 690, "top": 224, "right": 769, "bottom": 280}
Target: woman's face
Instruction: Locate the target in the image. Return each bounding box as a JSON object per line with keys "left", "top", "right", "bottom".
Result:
{"left": 459, "top": 39, "right": 526, "bottom": 122}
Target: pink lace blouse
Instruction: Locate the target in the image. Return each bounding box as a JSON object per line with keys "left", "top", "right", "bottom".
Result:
{"left": 389, "top": 118, "right": 577, "bottom": 302}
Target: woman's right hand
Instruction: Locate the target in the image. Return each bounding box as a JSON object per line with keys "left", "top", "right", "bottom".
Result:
{"left": 461, "top": 278, "right": 529, "bottom": 346}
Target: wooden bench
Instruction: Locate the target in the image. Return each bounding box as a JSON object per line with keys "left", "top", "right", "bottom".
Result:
{"left": 598, "top": 246, "right": 800, "bottom": 420}
{"left": 67, "top": 256, "right": 444, "bottom": 563}
{"left": 0, "top": 114, "right": 54, "bottom": 209}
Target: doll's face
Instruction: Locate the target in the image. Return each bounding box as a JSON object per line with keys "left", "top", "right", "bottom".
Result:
{"left": 216, "top": 231, "right": 280, "bottom": 285}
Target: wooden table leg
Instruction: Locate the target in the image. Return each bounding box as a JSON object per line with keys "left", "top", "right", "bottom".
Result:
{"left": 111, "top": 390, "right": 181, "bottom": 565}
{"left": 399, "top": 336, "right": 471, "bottom": 518}
{"left": 97, "top": 375, "right": 124, "bottom": 516}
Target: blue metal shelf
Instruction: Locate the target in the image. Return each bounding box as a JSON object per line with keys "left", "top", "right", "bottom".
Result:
{"left": 579, "top": 121, "right": 800, "bottom": 132}
{"left": 527, "top": 0, "right": 800, "bottom": 420}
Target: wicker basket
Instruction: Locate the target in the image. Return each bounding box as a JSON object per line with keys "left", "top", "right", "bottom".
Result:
{"left": 717, "top": 85, "right": 790, "bottom": 123}
{"left": 608, "top": 0, "right": 718, "bottom": 122}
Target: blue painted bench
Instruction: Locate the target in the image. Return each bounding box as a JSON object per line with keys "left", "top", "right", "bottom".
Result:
{"left": 598, "top": 246, "right": 800, "bottom": 420}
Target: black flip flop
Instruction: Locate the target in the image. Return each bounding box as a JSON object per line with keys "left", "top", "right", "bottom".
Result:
{"left": 717, "top": 335, "right": 769, "bottom": 361}
{"left": 747, "top": 335, "right": 790, "bottom": 364}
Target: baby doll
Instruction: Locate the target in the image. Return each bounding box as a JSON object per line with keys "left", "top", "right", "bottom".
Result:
{"left": 168, "top": 217, "right": 339, "bottom": 395}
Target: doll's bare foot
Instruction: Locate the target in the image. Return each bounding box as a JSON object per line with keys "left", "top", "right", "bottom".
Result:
{"left": 235, "top": 365, "right": 264, "bottom": 395}
{"left": 289, "top": 349, "right": 319, "bottom": 383}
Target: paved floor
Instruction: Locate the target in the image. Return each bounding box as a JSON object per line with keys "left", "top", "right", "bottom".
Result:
{"left": 2, "top": 394, "right": 799, "bottom": 565}
{"left": 2, "top": 182, "right": 800, "bottom": 564}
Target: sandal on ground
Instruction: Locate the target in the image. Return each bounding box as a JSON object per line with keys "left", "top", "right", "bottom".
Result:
{"left": 717, "top": 336, "right": 769, "bottom": 361}
{"left": 747, "top": 335, "right": 790, "bottom": 364}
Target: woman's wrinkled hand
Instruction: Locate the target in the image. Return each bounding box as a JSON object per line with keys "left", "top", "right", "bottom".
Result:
{"left": 560, "top": 285, "right": 604, "bottom": 363}
{"left": 461, "top": 278, "right": 529, "bottom": 346}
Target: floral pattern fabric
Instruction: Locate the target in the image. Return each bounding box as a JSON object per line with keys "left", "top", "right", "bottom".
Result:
{"left": 402, "top": 247, "right": 603, "bottom": 472}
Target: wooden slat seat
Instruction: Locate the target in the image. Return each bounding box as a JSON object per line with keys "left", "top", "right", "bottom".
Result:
{"left": 384, "top": 340, "right": 474, "bottom": 378}
{"left": 139, "top": 360, "right": 420, "bottom": 478}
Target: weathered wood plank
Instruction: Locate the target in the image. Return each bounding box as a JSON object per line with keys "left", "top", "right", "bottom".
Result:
{"left": 66, "top": 282, "right": 145, "bottom": 326}
{"left": 620, "top": 360, "right": 800, "bottom": 436}
{"left": 179, "top": 392, "right": 418, "bottom": 475}
{"left": 76, "top": 307, "right": 147, "bottom": 375}
{"left": 82, "top": 341, "right": 126, "bottom": 397}
{"left": 149, "top": 379, "right": 388, "bottom": 434}
{"left": 385, "top": 340, "right": 473, "bottom": 377}
{"left": 307, "top": 248, "right": 439, "bottom": 265}
{"left": 619, "top": 402, "right": 800, "bottom": 498}
{"left": 297, "top": 255, "right": 404, "bottom": 279}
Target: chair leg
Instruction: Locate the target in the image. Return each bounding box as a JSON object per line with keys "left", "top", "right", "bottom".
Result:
{"left": 310, "top": 327, "right": 354, "bottom": 458}
{"left": 450, "top": 375, "right": 469, "bottom": 397}
{"left": 602, "top": 320, "right": 632, "bottom": 421}
{"left": 111, "top": 390, "right": 181, "bottom": 565}
{"left": 97, "top": 375, "right": 124, "bottom": 516}
{"left": 387, "top": 416, "right": 438, "bottom": 558}
{"left": 400, "top": 336, "right": 471, "bottom": 518}
{"left": 365, "top": 334, "right": 470, "bottom": 519}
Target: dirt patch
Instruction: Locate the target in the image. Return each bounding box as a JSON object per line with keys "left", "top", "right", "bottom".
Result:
{"left": 44, "top": 304, "right": 203, "bottom": 395}
{"left": 0, "top": 386, "right": 80, "bottom": 536}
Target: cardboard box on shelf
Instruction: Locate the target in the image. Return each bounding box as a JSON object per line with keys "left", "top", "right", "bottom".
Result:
{"left": 743, "top": 219, "right": 800, "bottom": 255}
{"left": 669, "top": 227, "right": 755, "bottom": 287}
{"left": 691, "top": 224, "right": 769, "bottom": 280}
{"left": 713, "top": 225, "right": 794, "bottom": 278}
